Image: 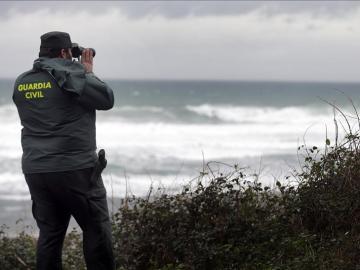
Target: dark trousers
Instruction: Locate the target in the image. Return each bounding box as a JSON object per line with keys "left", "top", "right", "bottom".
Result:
{"left": 25, "top": 167, "right": 115, "bottom": 270}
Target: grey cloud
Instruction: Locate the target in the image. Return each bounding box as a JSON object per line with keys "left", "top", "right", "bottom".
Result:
{"left": 117, "top": 2, "right": 265, "bottom": 18}
{"left": 0, "top": 1, "right": 359, "bottom": 20}
{"left": 120, "top": 1, "right": 360, "bottom": 19}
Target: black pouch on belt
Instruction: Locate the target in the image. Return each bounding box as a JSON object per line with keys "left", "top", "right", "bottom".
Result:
{"left": 90, "top": 149, "right": 107, "bottom": 187}
{"left": 87, "top": 149, "right": 110, "bottom": 223}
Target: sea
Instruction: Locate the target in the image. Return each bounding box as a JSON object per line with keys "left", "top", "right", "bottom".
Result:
{"left": 1, "top": 79, "right": 360, "bottom": 232}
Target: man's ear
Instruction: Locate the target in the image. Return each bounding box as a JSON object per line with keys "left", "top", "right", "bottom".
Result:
{"left": 60, "top": 49, "right": 67, "bottom": 59}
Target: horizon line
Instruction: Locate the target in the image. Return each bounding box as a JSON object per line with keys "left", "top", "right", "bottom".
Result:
{"left": 1, "top": 77, "right": 360, "bottom": 84}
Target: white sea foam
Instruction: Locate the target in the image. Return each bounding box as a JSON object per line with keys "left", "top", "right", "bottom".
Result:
{"left": 0, "top": 172, "right": 30, "bottom": 200}
{"left": 0, "top": 105, "right": 22, "bottom": 158}
{"left": 96, "top": 111, "right": 338, "bottom": 161}
{"left": 0, "top": 103, "right": 351, "bottom": 200}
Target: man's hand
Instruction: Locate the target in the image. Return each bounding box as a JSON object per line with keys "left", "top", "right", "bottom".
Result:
{"left": 81, "top": 48, "right": 93, "bottom": 73}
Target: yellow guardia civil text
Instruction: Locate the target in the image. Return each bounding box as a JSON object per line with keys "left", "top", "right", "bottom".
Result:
{"left": 17, "top": 82, "right": 52, "bottom": 99}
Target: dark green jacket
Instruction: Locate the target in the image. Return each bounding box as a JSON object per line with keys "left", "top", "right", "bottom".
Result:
{"left": 12, "top": 57, "right": 114, "bottom": 173}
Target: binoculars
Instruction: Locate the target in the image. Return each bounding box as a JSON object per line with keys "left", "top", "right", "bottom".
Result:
{"left": 71, "top": 43, "right": 96, "bottom": 58}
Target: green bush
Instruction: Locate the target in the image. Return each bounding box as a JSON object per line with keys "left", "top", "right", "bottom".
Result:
{"left": 0, "top": 225, "right": 36, "bottom": 269}
{"left": 111, "top": 165, "right": 321, "bottom": 270}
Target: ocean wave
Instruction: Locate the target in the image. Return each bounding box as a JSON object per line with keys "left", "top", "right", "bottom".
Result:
{"left": 112, "top": 106, "right": 165, "bottom": 113}
{"left": 101, "top": 104, "right": 336, "bottom": 125}
{"left": 96, "top": 119, "right": 339, "bottom": 162}
{"left": 0, "top": 105, "right": 22, "bottom": 158}
{"left": 186, "top": 104, "right": 333, "bottom": 124}
{"left": 0, "top": 103, "right": 348, "bottom": 201}
{"left": 0, "top": 104, "right": 20, "bottom": 121}
{"left": 96, "top": 105, "right": 175, "bottom": 123}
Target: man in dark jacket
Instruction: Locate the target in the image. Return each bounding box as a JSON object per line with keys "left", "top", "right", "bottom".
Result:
{"left": 12, "top": 31, "right": 115, "bottom": 270}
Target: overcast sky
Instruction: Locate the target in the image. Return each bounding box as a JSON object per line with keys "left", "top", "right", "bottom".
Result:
{"left": 1, "top": 1, "right": 360, "bottom": 82}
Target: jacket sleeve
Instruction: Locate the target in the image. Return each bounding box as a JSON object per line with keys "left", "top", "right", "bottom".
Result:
{"left": 76, "top": 73, "right": 114, "bottom": 110}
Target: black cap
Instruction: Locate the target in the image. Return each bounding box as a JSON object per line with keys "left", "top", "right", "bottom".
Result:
{"left": 40, "top": 31, "right": 73, "bottom": 49}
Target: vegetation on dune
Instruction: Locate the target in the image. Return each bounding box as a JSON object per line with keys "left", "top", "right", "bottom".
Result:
{"left": 2, "top": 107, "right": 360, "bottom": 269}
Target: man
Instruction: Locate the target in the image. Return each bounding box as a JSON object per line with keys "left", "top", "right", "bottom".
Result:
{"left": 12, "top": 31, "right": 115, "bottom": 270}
